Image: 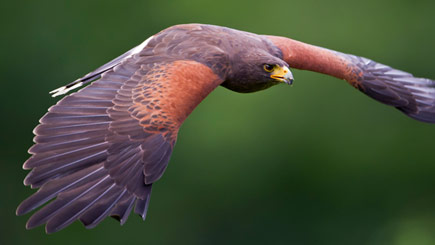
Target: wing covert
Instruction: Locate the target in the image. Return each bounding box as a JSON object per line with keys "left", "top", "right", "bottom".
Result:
{"left": 17, "top": 55, "right": 223, "bottom": 233}
{"left": 266, "top": 35, "right": 435, "bottom": 123}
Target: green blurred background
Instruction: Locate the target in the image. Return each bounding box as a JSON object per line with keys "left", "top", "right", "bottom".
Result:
{"left": 1, "top": 0, "right": 435, "bottom": 244}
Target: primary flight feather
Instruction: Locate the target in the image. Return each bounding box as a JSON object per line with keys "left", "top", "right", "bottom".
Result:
{"left": 17, "top": 24, "right": 435, "bottom": 233}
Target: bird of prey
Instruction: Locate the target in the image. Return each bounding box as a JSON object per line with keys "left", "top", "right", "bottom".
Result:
{"left": 16, "top": 24, "right": 435, "bottom": 233}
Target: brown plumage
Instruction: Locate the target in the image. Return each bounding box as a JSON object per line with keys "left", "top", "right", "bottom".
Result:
{"left": 17, "top": 23, "right": 435, "bottom": 233}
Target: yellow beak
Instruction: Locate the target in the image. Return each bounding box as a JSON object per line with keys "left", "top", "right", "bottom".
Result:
{"left": 270, "top": 66, "right": 294, "bottom": 85}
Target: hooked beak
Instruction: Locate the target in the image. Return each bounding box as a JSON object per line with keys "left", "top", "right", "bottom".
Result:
{"left": 270, "top": 66, "right": 294, "bottom": 85}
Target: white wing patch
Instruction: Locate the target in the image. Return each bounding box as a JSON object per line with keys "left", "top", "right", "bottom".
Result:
{"left": 49, "top": 35, "right": 154, "bottom": 97}
{"left": 130, "top": 35, "right": 154, "bottom": 56}
{"left": 49, "top": 82, "right": 84, "bottom": 97}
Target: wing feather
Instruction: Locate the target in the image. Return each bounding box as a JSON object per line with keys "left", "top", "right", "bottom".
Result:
{"left": 17, "top": 163, "right": 106, "bottom": 216}
{"left": 110, "top": 194, "right": 136, "bottom": 225}
{"left": 80, "top": 188, "right": 128, "bottom": 229}
{"left": 18, "top": 52, "right": 223, "bottom": 233}
{"left": 266, "top": 36, "right": 435, "bottom": 123}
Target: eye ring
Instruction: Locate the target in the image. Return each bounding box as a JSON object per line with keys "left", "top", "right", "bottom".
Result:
{"left": 263, "top": 64, "right": 275, "bottom": 72}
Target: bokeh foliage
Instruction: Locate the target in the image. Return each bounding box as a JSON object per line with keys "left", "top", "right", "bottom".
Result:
{"left": 1, "top": 0, "right": 435, "bottom": 244}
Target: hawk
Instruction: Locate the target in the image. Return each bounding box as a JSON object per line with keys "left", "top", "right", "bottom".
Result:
{"left": 16, "top": 24, "right": 435, "bottom": 233}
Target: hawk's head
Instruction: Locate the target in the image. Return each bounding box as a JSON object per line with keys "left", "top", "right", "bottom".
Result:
{"left": 222, "top": 51, "right": 293, "bottom": 93}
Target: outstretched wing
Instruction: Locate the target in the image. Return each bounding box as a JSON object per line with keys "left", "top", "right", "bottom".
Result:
{"left": 16, "top": 53, "right": 222, "bottom": 233}
{"left": 266, "top": 36, "right": 435, "bottom": 123}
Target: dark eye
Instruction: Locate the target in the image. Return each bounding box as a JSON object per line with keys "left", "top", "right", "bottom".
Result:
{"left": 263, "top": 64, "right": 275, "bottom": 72}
